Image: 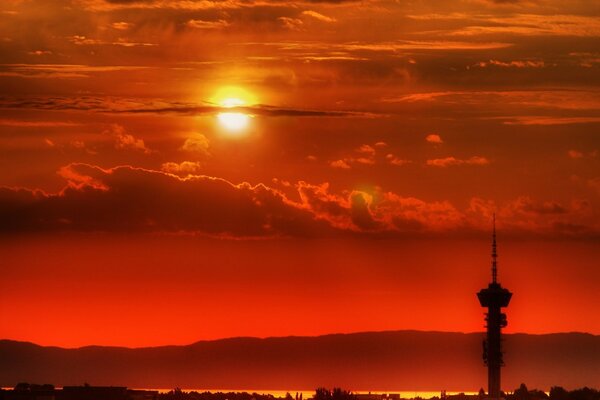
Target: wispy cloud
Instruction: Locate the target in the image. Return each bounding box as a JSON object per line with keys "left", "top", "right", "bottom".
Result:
{"left": 381, "top": 90, "right": 600, "bottom": 111}
{"left": 234, "top": 40, "right": 513, "bottom": 53}
{"left": 471, "top": 59, "right": 547, "bottom": 68}
{"left": 501, "top": 116, "right": 600, "bottom": 125}
{"left": 68, "top": 35, "right": 157, "bottom": 47}
{"left": 0, "top": 96, "right": 380, "bottom": 118}
{"left": 186, "top": 19, "right": 230, "bottom": 29}
{"left": 0, "top": 119, "right": 80, "bottom": 127}
{"left": 0, "top": 64, "right": 151, "bottom": 79}
{"left": 426, "top": 156, "right": 490, "bottom": 167}
{"left": 329, "top": 143, "right": 406, "bottom": 169}
{"left": 412, "top": 13, "right": 600, "bottom": 38}
{"left": 301, "top": 10, "right": 336, "bottom": 23}
{"left": 111, "top": 22, "right": 133, "bottom": 30}
{"left": 448, "top": 14, "right": 600, "bottom": 37}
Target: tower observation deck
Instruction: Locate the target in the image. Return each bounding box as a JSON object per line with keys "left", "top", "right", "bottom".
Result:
{"left": 477, "top": 215, "right": 512, "bottom": 400}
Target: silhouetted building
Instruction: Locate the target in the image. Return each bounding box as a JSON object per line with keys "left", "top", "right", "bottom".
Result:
{"left": 355, "top": 395, "right": 399, "bottom": 400}
{"left": 477, "top": 216, "right": 512, "bottom": 400}
{"left": 129, "top": 390, "right": 159, "bottom": 400}
{"left": 60, "top": 386, "right": 128, "bottom": 400}
{"left": 1, "top": 386, "right": 159, "bottom": 400}
{"left": 4, "top": 384, "right": 55, "bottom": 400}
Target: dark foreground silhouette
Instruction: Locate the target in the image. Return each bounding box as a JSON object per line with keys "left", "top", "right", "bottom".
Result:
{"left": 2, "top": 384, "right": 600, "bottom": 400}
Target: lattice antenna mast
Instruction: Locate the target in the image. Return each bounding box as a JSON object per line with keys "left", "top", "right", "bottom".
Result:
{"left": 492, "top": 213, "right": 498, "bottom": 284}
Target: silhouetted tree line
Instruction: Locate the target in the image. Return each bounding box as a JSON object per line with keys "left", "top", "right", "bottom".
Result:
{"left": 156, "top": 387, "right": 600, "bottom": 400}
{"left": 504, "top": 384, "right": 600, "bottom": 400}
{"left": 2, "top": 384, "right": 599, "bottom": 400}
{"left": 313, "top": 388, "right": 355, "bottom": 400}
{"left": 158, "top": 388, "right": 351, "bottom": 400}
{"left": 159, "top": 389, "right": 279, "bottom": 400}
{"left": 158, "top": 388, "right": 352, "bottom": 400}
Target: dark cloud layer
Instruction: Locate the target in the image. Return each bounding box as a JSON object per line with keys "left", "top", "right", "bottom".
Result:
{"left": 0, "top": 164, "right": 324, "bottom": 237}
{"left": 1, "top": 164, "right": 597, "bottom": 238}
{"left": 0, "top": 96, "right": 376, "bottom": 118}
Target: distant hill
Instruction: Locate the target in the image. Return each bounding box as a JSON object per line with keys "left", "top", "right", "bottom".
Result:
{"left": 1, "top": 331, "right": 599, "bottom": 391}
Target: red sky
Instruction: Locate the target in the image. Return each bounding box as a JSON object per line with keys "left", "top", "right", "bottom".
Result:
{"left": 0, "top": 0, "right": 599, "bottom": 348}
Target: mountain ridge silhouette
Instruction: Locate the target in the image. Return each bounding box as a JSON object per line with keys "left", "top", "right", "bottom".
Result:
{"left": 1, "top": 331, "right": 598, "bottom": 391}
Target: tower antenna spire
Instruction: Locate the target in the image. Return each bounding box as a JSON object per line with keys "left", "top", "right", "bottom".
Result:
{"left": 492, "top": 213, "right": 497, "bottom": 284}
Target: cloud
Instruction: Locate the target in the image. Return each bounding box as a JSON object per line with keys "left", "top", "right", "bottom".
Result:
{"left": 357, "top": 144, "right": 376, "bottom": 155}
{"left": 70, "top": 140, "right": 86, "bottom": 149}
{"left": 568, "top": 150, "right": 584, "bottom": 159}
{"left": 0, "top": 119, "right": 80, "bottom": 127}
{"left": 380, "top": 90, "right": 600, "bottom": 112}
{"left": 487, "top": 0, "right": 521, "bottom": 4}
{"left": 238, "top": 40, "right": 513, "bottom": 54}
{"left": 278, "top": 17, "right": 303, "bottom": 31}
{"left": 472, "top": 59, "right": 546, "bottom": 68}
{"left": 330, "top": 159, "right": 351, "bottom": 169}
{"left": 386, "top": 154, "right": 410, "bottom": 166}
{"left": 467, "top": 196, "right": 596, "bottom": 236}
{"left": 80, "top": 0, "right": 242, "bottom": 11}
{"left": 111, "top": 21, "right": 133, "bottom": 30}
{"left": 330, "top": 143, "right": 411, "bottom": 169}
{"left": 426, "top": 134, "right": 443, "bottom": 144}
{"left": 301, "top": 10, "right": 336, "bottom": 23}
{"left": 181, "top": 134, "right": 210, "bottom": 156}
{"left": 296, "top": 182, "right": 375, "bottom": 231}
{"left": 507, "top": 196, "right": 568, "bottom": 215}
{"left": 502, "top": 116, "right": 600, "bottom": 125}
{"left": 568, "top": 149, "right": 598, "bottom": 159}
{"left": 68, "top": 35, "right": 157, "bottom": 47}
{"left": 0, "top": 64, "right": 150, "bottom": 79}
{"left": 27, "top": 50, "right": 53, "bottom": 56}
{"left": 161, "top": 161, "right": 203, "bottom": 175}
{"left": 105, "top": 124, "right": 152, "bottom": 154}
{"left": 378, "top": 192, "right": 463, "bottom": 232}
{"left": 0, "top": 164, "right": 327, "bottom": 237}
{"left": 426, "top": 156, "right": 490, "bottom": 167}
{"left": 186, "top": 19, "right": 230, "bottom": 29}
{"left": 0, "top": 96, "right": 378, "bottom": 118}
{"left": 447, "top": 14, "right": 600, "bottom": 38}
{"left": 1, "top": 164, "right": 598, "bottom": 238}
{"left": 80, "top": 0, "right": 363, "bottom": 11}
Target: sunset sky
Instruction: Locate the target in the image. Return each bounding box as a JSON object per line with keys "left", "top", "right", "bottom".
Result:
{"left": 1, "top": 0, "right": 599, "bottom": 348}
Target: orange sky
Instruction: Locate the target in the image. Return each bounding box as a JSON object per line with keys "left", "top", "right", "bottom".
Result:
{"left": 0, "top": 0, "right": 599, "bottom": 347}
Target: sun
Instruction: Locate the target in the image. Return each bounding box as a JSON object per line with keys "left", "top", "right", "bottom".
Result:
{"left": 212, "top": 86, "right": 256, "bottom": 134}
{"left": 217, "top": 111, "right": 249, "bottom": 131}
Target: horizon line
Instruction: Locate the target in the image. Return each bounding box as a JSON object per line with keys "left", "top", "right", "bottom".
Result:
{"left": 2, "top": 329, "right": 598, "bottom": 350}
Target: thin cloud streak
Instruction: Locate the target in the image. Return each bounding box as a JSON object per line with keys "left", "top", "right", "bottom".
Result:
{"left": 0, "top": 97, "right": 381, "bottom": 118}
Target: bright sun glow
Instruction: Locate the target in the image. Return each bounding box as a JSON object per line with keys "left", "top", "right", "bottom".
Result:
{"left": 217, "top": 111, "right": 249, "bottom": 131}
{"left": 212, "top": 87, "right": 256, "bottom": 134}
{"left": 221, "top": 98, "right": 245, "bottom": 108}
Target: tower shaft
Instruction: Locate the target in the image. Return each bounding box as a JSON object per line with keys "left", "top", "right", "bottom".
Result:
{"left": 486, "top": 304, "right": 504, "bottom": 399}
{"left": 477, "top": 215, "right": 512, "bottom": 400}
{"left": 478, "top": 287, "right": 510, "bottom": 399}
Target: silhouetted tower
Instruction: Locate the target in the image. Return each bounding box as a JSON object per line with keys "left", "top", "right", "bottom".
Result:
{"left": 477, "top": 215, "right": 512, "bottom": 400}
